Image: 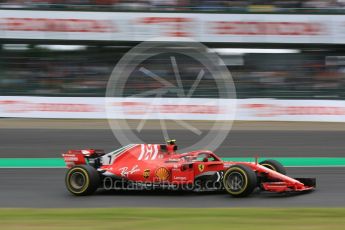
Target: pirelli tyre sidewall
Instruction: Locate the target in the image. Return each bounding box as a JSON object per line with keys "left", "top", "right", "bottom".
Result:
{"left": 65, "top": 165, "right": 100, "bottom": 196}
{"left": 259, "top": 159, "right": 286, "bottom": 175}
{"left": 223, "top": 165, "right": 257, "bottom": 197}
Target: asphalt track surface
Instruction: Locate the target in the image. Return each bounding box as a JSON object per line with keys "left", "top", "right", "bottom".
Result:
{"left": 1, "top": 129, "right": 345, "bottom": 158}
{"left": 0, "top": 128, "right": 344, "bottom": 207}
{"left": 0, "top": 168, "right": 343, "bottom": 208}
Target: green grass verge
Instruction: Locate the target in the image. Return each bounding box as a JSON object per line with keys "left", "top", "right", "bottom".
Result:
{"left": 0, "top": 208, "right": 344, "bottom": 230}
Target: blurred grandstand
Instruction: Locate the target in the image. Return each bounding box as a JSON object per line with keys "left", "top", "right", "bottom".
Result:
{"left": 0, "top": 1, "right": 345, "bottom": 100}
{"left": 0, "top": 0, "right": 345, "bottom": 12}
{"left": 1, "top": 45, "right": 345, "bottom": 99}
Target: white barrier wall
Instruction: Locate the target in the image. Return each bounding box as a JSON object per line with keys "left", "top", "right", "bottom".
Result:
{"left": 1, "top": 96, "right": 345, "bottom": 122}
{"left": 0, "top": 10, "right": 344, "bottom": 44}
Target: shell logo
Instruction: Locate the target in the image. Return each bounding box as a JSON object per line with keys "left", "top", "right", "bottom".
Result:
{"left": 155, "top": 167, "right": 170, "bottom": 181}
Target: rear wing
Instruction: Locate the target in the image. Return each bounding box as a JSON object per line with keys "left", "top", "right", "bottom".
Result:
{"left": 62, "top": 149, "right": 105, "bottom": 168}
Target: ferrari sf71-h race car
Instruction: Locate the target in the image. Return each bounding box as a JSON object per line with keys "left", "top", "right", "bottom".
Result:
{"left": 62, "top": 140, "right": 316, "bottom": 197}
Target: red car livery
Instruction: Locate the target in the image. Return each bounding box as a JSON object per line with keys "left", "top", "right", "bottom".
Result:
{"left": 62, "top": 140, "right": 316, "bottom": 197}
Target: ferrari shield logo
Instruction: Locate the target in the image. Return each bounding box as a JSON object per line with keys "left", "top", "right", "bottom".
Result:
{"left": 198, "top": 164, "right": 205, "bottom": 172}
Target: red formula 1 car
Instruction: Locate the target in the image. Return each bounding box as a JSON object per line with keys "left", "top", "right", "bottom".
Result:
{"left": 62, "top": 140, "right": 316, "bottom": 197}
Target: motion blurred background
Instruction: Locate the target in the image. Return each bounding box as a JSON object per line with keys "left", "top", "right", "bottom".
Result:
{"left": 0, "top": 1, "right": 345, "bottom": 120}
{"left": 1, "top": 0, "right": 345, "bottom": 11}
{"left": 2, "top": 0, "right": 345, "bottom": 213}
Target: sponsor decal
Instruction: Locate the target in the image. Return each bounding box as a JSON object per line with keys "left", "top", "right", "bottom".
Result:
{"left": 244, "top": 103, "right": 345, "bottom": 117}
{"left": 63, "top": 157, "right": 78, "bottom": 162}
{"left": 81, "top": 150, "right": 91, "bottom": 155}
{"left": 169, "top": 159, "right": 180, "bottom": 162}
{"left": 211, "top": 21, "right": 323, "bottom": 36}
{"left": 198, "top": 164, "right": 205, "bottom": 172}
{"left": 138, "top": 144, "right": 159, "bottom": 160}
{"left": 0, "top": 100, "right": 99, "bottom": 113}
{"left": 155, "top": 167, "right": 170, "bottom": 181}
{"left": 224, "top": 164, "right": 233, "bottom": 168}
{"left": 119, "top": 165, "right": 140, "bottom": 177}
{"left": 143, "top": 169, "right": 150, "bottom": 179}
{"left": 3, "top": 18, "right": 116, "bottom": 33}
{"left": 116, "top": 102, "right": 219, "bottom": 115}
{"left": 5, "top": 96, "right": 345, "bottom": 122}
{"left": 173, "top": 176, "right": 187, "bottom": 180}
{"left": 138, "top": 16, "right": 193, "bottom": 37}
{"left": 215, "top": 171, "right": 224, "bottom": 182}
{"left": 0, "top": 11, "right": 343, "bottom": 44}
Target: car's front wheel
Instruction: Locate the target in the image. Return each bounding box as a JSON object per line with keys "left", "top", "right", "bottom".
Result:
{"left": 65, "top": 165, "right": 100, "bottom": 196}
{"left": 223, "top": 165, "right": 257, "bottom": 197}
{"left": 259, "top": 159, "right": 286, "bottom": 175}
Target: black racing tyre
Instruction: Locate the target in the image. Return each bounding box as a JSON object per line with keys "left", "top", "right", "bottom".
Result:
{"left": 223, "top": 165, "right": 257, "bottom": 197}
{"left": 259, "top": 159, "right": 286, "bottom": 175}
{"left": 65, "top": 165, "right": 100, "bottom": 196}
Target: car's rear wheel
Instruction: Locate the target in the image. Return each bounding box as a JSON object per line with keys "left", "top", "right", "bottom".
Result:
{"left": 65, "top": 165, "right": 100, "bottom": 196}
{"left": 259, "top": 159, "right": 286, "bottom": 175}
{"left": 223, "top": 165, "right": 257, "bottom": 197}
